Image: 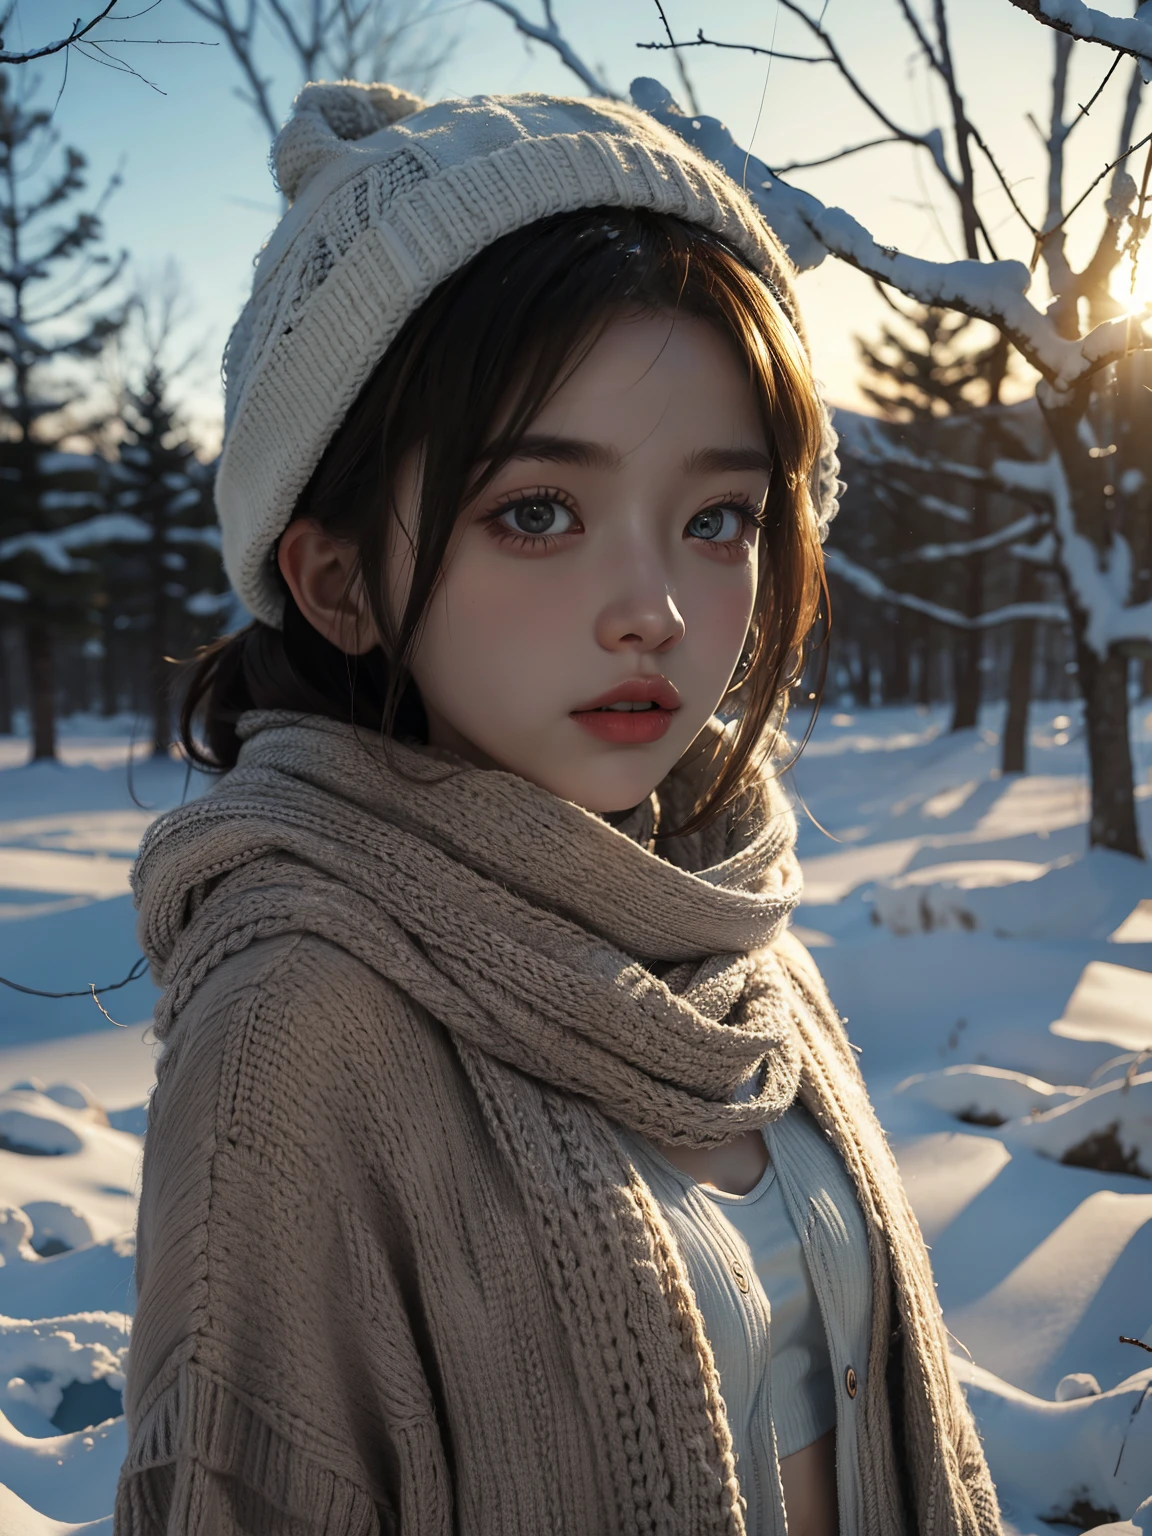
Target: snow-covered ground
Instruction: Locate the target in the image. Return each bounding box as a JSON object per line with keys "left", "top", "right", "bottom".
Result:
{"left": 0, "top": 703, "right": 1150, "bottom": 1534}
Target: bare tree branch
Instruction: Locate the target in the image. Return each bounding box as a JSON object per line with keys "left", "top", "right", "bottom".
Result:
{"left": 775, "top": 0, "right": 961, "bottom": 189}
{"left": 479, "top": 0, "right": 617, "bottom": 96}
{"left": 181, "top": 0, "right": 279, "bottom": 140}
{"left": 0, "top": 1, "right": 119, "bottom": 65}
{"left": 1067, "top": 51, "right": 1123, "bottom": 135}
{"left": 650, "top": 0, "right": 700, "bottom": 116}
{"left": 773, "top": 136, "right": 903, "bottom": 173}
{"left": 635, "top": 30, "right": 826, "bottom": 65}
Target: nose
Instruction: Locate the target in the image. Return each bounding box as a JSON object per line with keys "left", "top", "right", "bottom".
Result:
{"left": 594, "top": 573, "right": 685, "bottom": 655}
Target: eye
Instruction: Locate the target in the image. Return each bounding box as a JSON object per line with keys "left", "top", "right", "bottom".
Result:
{"left": 496, "top": 498, "right": 576, "bottom": 537}
{"left": 686, "top": 505, "right": 752, "bottom": 543}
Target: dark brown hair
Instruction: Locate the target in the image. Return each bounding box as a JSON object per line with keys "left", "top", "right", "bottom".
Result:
{"left": 180, "top": 206, "right": 828, "bottom": 837}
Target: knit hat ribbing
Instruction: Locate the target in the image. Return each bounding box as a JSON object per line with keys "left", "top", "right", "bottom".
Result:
{"left": 218, "top": 81, "right": 840, "bottom": 627}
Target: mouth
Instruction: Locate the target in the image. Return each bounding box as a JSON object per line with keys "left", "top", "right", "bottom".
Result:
{"left": 569, "top": 676, "right": 680, "bottom": 745}
{"left": 571, "top": 676, "right": 681, "bottom": 713}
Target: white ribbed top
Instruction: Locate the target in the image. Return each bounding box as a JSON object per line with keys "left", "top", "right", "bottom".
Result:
{"left": 615, "top": 1101, "right": 872, "bottom": 1536}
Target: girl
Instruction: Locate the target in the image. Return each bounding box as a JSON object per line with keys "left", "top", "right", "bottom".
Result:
{"left": 116, "top": 83, "right": 1001, "bottom": 1536}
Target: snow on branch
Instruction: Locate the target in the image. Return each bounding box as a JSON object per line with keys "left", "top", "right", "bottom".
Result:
{"left": 823, "top": 547, "right": 1067, "bottom": 628}
{"left": 630, "top": 78, "right": 1152, "bottom": 392}
{"left": 1007, "top": 0, "right": 1152, "bottom": 82}
{"left": 837, "top": 418, "right": 1054, "bottom": 507}
{"left": 804, "top": 205, "right": 1151, "bottom": 390}
{"left": 994, "top": 453, "right": 1152, "bottom": 654}
{"left": 896, "top": 513, "right": 1047, "bottom": 564}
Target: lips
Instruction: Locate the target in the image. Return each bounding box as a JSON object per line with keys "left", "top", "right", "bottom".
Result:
{"left": 569, "top": 676, "right": 681, "bottom": 746}
{"left": 570, "top": 676, "right": 681, "bottom": 713}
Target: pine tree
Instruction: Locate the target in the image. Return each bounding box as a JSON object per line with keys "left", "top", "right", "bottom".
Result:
{"left": 0, "top": 69, "right": 126, "bottom": 758}
{"left": 853, "top": 299, "right": 1041, "bottom": 747}
{"left": 98, "top": 363, "right": 228, "bottom": 753}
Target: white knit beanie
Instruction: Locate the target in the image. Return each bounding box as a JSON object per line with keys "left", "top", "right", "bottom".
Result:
{"left": 217, "top": 82, "right": 841, "bottom": 627}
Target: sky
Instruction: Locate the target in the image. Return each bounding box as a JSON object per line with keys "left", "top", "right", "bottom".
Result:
{"left": 6, "top": 0, "right": 1152, "bottom": 452}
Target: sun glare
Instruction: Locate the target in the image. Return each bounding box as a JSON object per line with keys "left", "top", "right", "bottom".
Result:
{"left": 1112, "top": 247, "right": 1152, "bottom": 316}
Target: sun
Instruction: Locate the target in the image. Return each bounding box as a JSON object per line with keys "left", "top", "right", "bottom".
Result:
{"left": 1112, "top": 245, "right": 1152, "bottom": 316}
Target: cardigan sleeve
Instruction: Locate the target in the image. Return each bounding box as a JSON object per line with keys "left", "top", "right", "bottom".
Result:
{"left": 114, "top": 933, "right": 451, "bottom": 1535}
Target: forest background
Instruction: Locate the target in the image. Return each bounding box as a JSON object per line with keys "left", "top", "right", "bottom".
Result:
{"left": 2, "top": 2, "right": 1152, "bottom": 1533}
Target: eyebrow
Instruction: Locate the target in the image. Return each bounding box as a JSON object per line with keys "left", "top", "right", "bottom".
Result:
{"left": 505, "top": 434, "right": 773, "bottom": 476}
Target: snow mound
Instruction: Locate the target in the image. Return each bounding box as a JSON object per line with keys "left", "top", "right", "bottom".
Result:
{"left": 1051, "top": 962, "right": 1152, "bottom": 1055}
{"left": 1012, "top": 1072, "right": 1152, "bottom": 1179}
{"left": 0, "top": 1109, "right": 83, "bottom": 1158}
{"left": 955, "top": 1356, "right": 1152, "bottom": 1528}
{"left": 895, "top": 1063, "right": 1152, "bottom": 1177}
{"left": 20, "top": 1204, "right": 94, "bottom": 1258}
{"left": 0, "top": 1208, "right": 134, "bottom": 1330}
{"left": 0, "top": 1311, "right": 128, "bottom": 1436}
{"left": 873, "top": 849, "right": 1150, "bottom": 939}
{"left": 8, "top": 1083, "right": 109, "bottom": 1128}
{"left": 894, "top": 1065, "right": 1080, "bottom": 1126}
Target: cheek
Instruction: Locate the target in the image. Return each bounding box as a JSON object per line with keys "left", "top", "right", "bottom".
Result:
{"left": 407, "top": 554, "right": 584, "bottom": 713}
{"left": 684, "top": 553, "right": 759, "bottom": 666}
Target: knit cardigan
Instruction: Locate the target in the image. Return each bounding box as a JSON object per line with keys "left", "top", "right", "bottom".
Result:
{"left": 114, "top": 712, "right": 1001, "bottom": 1535}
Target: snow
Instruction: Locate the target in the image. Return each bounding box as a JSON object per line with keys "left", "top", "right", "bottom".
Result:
{"left": 824, "top": 545, "right": 1067, "bottom": 629}
{"left": 994, "top": 454, "right": 1152, "bottom": 657}
{"left": 1033, "top": 0, "right": 1152, "bottom": 79}
{"left": 0, "top": 702, "right": 1150, "bottom": 1532}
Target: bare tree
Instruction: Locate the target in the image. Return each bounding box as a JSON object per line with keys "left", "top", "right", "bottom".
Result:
{"left": 182, "top": 0, "right": 455, "bottom": 145}
{"left": 481, "top": 0, "right": 1152, "bottom": 859}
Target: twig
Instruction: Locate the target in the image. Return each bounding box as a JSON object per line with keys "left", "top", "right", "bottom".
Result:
{"left": 0, "top": 957, "right": 149, "bottom": 1000}
{"left": 1044, "top": 125, "right": 1152, "bottom": 248}
{"left": 0, "top": 1, "right": 118, "bottom": 64}
{"left": 1125, "top": 139, "right": 1152, "bottom": 301}
{"left": 1120, "top": 1335, "right": 1152, "bottom": 1353}
{"left": 967, "top": 120, "right": 1040, "bottom": 240}
{"left": 479, "top": 0, "right": 617, "bottom": 96}
{"left": 773, "top": 136, "right": 903, "bottom": 173}
{"left": 650, "top": 0, "right": 700, "bottom": 116}
{"left": 636, "top": 29, "right": 826, "bottom": 65}
{"left": 1068, "top": 52, "right": 1122, "bottom": 136}
{"left": 1113, "top": 1372, "right": 1152, "bottom": 1478}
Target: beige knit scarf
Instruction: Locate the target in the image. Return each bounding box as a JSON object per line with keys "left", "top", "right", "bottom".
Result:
{"left": 133, "top": 711, "right": 999, "bottom": 1536}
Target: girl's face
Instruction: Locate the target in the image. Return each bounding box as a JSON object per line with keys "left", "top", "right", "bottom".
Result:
{"left": 388, "top": 312, "right": 769, "bottom": 813}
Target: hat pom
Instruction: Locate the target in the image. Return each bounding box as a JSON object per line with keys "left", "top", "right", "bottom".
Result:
{"left": 274, "top": 80, "right": 426, "bottom": 203}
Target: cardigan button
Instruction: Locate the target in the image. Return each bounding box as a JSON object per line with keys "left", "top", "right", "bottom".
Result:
{"left": 845, "top": 1366, "right": 858, "bottom": 1399}
{"left": 730, "top": 1259, "right": 750, "bottom": 1294}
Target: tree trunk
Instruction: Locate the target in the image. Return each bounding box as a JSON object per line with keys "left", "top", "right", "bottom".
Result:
{"left": 1039, "top": 389, "right": 1143, "bottom": 858}
{"left": 887, "top": 616, "right": 911, "bottom": 702}
{"left": 950, "top": 507, "right": 987, "bottom": 731}
{"left": 0, "top": 629, "right": 12, "bottom": 736}
{"left": 24, "top": 621, "right": 56, "bottom": 761}
{"left": 100, "top": 613, "right": 118, "bottom": 718}
{"left": 1076, "top": 641, "right": 1142, "bottom": 856}
{"left": 150, "top": 525, "right": 170, "bottom": 757}
{"left": 1002, "top": 563, "right": 1039, "bottom": 774}
{"left": 1141, "top": 656, "right": 1152, "bottom": 699}
{"left": 915, "top": 626, "right": 932, "bottom": 706}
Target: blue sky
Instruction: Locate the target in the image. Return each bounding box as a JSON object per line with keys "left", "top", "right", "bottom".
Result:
{"left": 7, "top": 0, "right": 1150, "bottom": 448}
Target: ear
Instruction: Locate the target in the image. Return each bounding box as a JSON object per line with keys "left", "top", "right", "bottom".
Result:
{"left": 277, "top": 518, "right": 378, "bottom": 655}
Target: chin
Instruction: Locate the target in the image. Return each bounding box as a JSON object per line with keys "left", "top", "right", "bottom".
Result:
{"left": 542, "top": 755, "right": 675, "bottom": 816}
